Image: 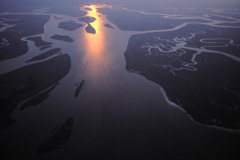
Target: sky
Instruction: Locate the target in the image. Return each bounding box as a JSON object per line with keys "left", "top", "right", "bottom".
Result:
{"left": 0, "top": 0, "right": 240, "bottom": 12}
{"left": 110, "top": 0, "right": 240, "bottom": 8}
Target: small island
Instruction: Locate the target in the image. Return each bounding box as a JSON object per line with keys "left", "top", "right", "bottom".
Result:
{"left": 27, "top": 36, "right": 52, "bottom": 47}
{"left": 58, "top": 21, "right": 83, "bottom": 31}
{"left": 85, "top": 24, "right": 96, "bottom": 34}
{"left": 51, "top": 35, "right": 74, "bottom": 42}
{"left": 104, "top": 23, "right": 115, "bottom": 29}
{"left": 27, "top": 48, "right": 61, "bottom": 62}
{"left": 79, "top": 16, "right": 96, "bottom": 23}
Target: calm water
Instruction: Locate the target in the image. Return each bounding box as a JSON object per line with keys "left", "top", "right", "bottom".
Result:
{"left": 1, "top": 1, "right": 240, "bottom": 159}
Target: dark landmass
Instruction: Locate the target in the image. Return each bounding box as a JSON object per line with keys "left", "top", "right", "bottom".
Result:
{"left": 184, "top": 25, "right": 240, "bottom": 57}
{"left": 85, "top": 7, "right": 92, "bottom": 11}
{"left": 79, "top": 16, "right": 96, "bottom": 23}
{"left": 27, "top": 36, "right": 52, "bottom": 48}
{"left": 98, "top": 8, "right": 210, "bottom": 31}
{"left": 58, "top": 21, "right": 83, "bottom": 31}
{"left": 213, "top": 12, "right": 240, "bottom": 20}
{"left": 0, "top": 54, "right": 71, "bottom": 129}
{"left": 124, "top": 24, "right": 240, "bottom": 129}
{"left": 54, "top": 16, "right": 63, "bottom": 20}
{"left": 27, "top": 48, "right": 61, "bottom": 62}
{"left": 0, "top": 14, "right": 50, "bottom": 61}
{"left": 85, "top": 24, "right": 96, "bottom": 34}
{"left": 37, "top": 117, "right": 74, "bottom": 155}
{"left": 217, "top": 22, "right": 240, "bottom": 26}
{"left": 74, "top": 80, "right": 85, "bottom": 97}
{"left": 51, "top": 35, "right": 74, "bottom": 42}
{"left": 206, "top": 14, "right": 236, "bottom": 21}
{"left": 40, "top": 45, "right": 52, "bottom": 51}
{"left": 20, "top": 82, "right": 59, "bottom": 111}
{"left": 104, "top": 23, "right": 115, "bottom": 29}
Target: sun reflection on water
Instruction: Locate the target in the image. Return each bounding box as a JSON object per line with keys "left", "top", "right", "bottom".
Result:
{"left": 80, "top": 4, "right": 112, "bottom": 80}
{"left": 83, "top": 5, "right": 105, "bottom": 55}
{"left": 87, "top": 5, "right": 100, "bottom": 34}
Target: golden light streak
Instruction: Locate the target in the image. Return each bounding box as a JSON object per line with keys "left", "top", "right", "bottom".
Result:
{"left": 83, "top": 5, "right": 105, "bottom": 54}
{"left": 80, "top": 5, "right": 112, "bottom": 80}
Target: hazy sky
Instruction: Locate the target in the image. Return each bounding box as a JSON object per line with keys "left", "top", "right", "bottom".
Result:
{"left": 1, "top": 0, "right": 240, "bottom": 12}
{"left": 110, "top": 0, "right": 240, "bottom": 8}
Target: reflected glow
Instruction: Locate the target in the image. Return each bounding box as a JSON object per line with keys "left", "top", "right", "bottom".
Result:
{"left": 80, "top": 5, "right": 112, "bottom": 80}
{"left": 83, "top": 5, "right": 105, "bottom": 55}
{"left": 87, "top": 5, "right": 100, "bottom": 34}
